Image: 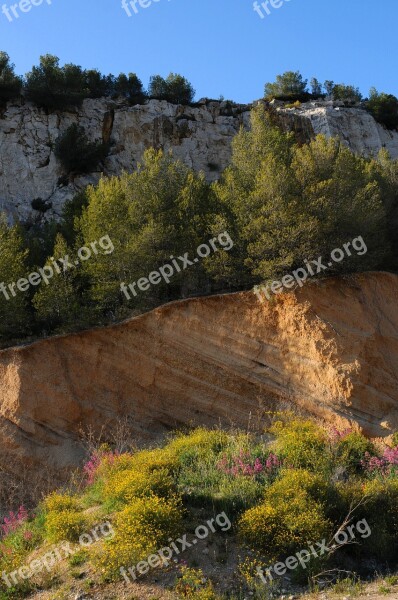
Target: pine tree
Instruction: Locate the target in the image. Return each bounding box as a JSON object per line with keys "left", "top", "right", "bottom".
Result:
{"left": 32, "top": 234, "right": 81, "bottom": 331}
{"left": 0, "top": 216, "right": 30, "bottom": 341}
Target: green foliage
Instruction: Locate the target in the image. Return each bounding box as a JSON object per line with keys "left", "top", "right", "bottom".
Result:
{"left": 336, "top": 431, "right": 375, "bottom": 474}
{"left": 310, "top": 77, "right": 323, "bottom": 97}
{"left": 366, "top": 88, "right": 398, "bottom": 130}
{"left": 216, "top": 105, "right": 388, "bottom": 281}
{"left": 149, "top": 72, "right": 195, "bottom": 104}
{"left": 0, "top": 51, "right": 22, "bottom": 104}
{"left": 32, "top": 233, "right": 82, "bottom": 330}
{"left": 264, "top": 70, "right": 308, "bottom": 99}
{"left": 175, "top": 567, "right": 218, "bottom": 599}
{"left": 77, "top": 148, "right": 220, "bottom": 311}
{"left": 25, "top": 54, "right": 86, "bottom": 109}
{"left": 54, "top": 124, "right": 108, "bottom": 174}
{"left": 332, "top": 83, "right": 362, "bottom": 103}
{"left": 114, "top": 72, "right": 146, "bottom": 104}
{"left": 0, "top": 216, "right": 30, "bottom": 340}
{"left": 239, "top": 469, "right": 333, "bottom": 559}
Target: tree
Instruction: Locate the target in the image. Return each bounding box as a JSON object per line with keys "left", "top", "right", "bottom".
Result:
{"left": 366, "top": 88, "right": 398, "bottom": 130}
{"left": 32, "top": 234, "right": 81, "bottom": 330}
{"left": 85, "top": 70, "right": 113, "bottom": 98}
{"left": 54, "top": 124, "right": 108, "bottom": 174}
{"left": 148, "top": 75, "right": 168, "bottom": 99}
{"left": 324, "top": 80, "right": 335, "bottom": 97}
{"left": 264, "top": 71, "right": 308, "bottom": 99}
{"left": 164, "top": 73, "right": 195, "bottom": 104}
{"left": 77, "top": 149, "right": 218, "bottom": 311}
{"left": 0, "top": 216, "right": 30, "bottom": 341}
{"left": 114, "top": 73, "right": 146, "bottom": 104}
{"left": 0, "top": 51, "right": 22, "bottom": 103}
{"left": 332, "top": 84, "right": 362, "bottom": 103}
{"left": 25, "top": 55, "right": 86, "bottom": 109}
{"left": 148, "top": 73, "right": 195, "bottom": 104}
{"left": 215, "top": 104, "right": 388, "bottom": 282}
{"left": 310, "top": 77, "right": 322, "bottom": 97}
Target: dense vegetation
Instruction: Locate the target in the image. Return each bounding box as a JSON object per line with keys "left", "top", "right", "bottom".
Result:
{"left": 0, "top": 415, "right": 397, "bottom": 598}
{"left": 0, "top": 51, "right": 195, "bottom": 110}
{"left": 0, "top": 104, "right": 397, "bottom": 347}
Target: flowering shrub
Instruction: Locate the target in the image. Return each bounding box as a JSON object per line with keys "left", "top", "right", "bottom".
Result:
{"left": 239, "top": 470, "right": 334, "bottom": 558}
{"left": 83, "top": 446, "right": 119, "bottom": 485}
{"left": 336, "top": 431, "right": 375, "bottom": 474}
{"left": 360, "top": 446, "right": 398, "bottom": 477}
{"left": 93, "top": 494, "right": 183, "bottom": 579}
{"left": 328, "top": 427, "right": 353, "bottom": 443}
{"left": 217, "top": 450, "right": 281, "bottom": 479}
{"left": 175, "top": 566, "right": 218, "bottom": 599}
{"left": 1, "top": 506, "right": 28, "bottom": 536}
{"left": 43, "top": 492, "right": 85, "bottom": 542}
{"left": 270, "top": 419, "right": 330, "bottom": 473}
{"left": 103, "top": 467, "right": 176, "bottom": 509}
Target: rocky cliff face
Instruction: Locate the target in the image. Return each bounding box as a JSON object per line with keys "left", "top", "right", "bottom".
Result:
{"left": 0, "top": 272, "right": 397, "bottom": 471}
{"left": 1, "top": 98, "right": 398, "bottom": 222}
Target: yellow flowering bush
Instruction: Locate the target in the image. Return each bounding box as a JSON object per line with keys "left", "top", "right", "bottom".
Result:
{"left": 93, "top": 494, "right": 183, "bottom": 579}
{"left": 43, "top": 492, "right": 79, "bottom": 513}
{"left": 45, "top": 509, "right": 86, "bottom": 543}
{"left": 270, "top": 419, "right": 330, "bottom": 473}
{"left": 175, "top": 567, "right": 218, "bottom": 599}
{"left": 167, "top": 428, "right": 230, "bottom": 459}
{"left": 239, "top": 470, "right": 333, "bottom": 557}
{"left": 103, "top": 467, "right": 175, "bottom": 508}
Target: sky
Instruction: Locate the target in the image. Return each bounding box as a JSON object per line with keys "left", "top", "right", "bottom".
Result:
{"left": 0, "top": 0, "right": 397, "bottom": 104}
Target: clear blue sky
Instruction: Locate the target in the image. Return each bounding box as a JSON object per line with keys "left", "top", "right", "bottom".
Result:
{"left": 1, "top": 0, "right": 397, "bottom": 103}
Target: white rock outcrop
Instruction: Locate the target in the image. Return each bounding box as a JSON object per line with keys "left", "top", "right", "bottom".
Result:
{"left": 0, "top": 97, "right": 397, "bottom": 221}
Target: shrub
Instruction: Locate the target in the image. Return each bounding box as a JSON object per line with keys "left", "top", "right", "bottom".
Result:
{"left": 167, "top": 428, "right": 229, "bottom": 459}
{"left": 339, "top": 478, "right": 398, "bottom": 561}
{"left": 175, "top": 567, "right": 218, "bottom": 599}
{"left": 43, "top": 491, "right": 79, "bottom": 514}
{"left": 270, "top": 419, "right": 330, "bottom": 473}
{"left": 239, "top": 470, "right": 334, "bottom": 559}
{"left": 45, "top": 509, "right": 86, "bottom": 543}
{"left": 54, "top": 124, "right": 108, "bottom": 174}
{"left": 93, "top": 495, "right": 183, "bottom": 579}
{"left": 103, "top": 468, "right": 176, "bottom": 508}
{"left": 336, "top": 431, "right": 375, "bottom": 474}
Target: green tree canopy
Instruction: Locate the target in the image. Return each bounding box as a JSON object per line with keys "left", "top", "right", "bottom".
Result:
{"left": 148, "top": 73, "right": 195, "bottom": 104}
{"left": 264, "top": 71, "right": 308, "bottom": 99}
{"left": 0, "top": 216, "right": 30, "bottom": 341}
{"left": 0, "top": 51, "right": 22, "bottom": 103}
{"left": 215, "top": 105, "right": 388, "bottom": 281}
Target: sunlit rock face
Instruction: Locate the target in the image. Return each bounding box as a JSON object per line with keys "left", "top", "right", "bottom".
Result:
{"left": 0, "top": 97, "right": 397, "bottom": 221}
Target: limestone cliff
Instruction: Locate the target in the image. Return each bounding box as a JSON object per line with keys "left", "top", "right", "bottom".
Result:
{"left": 0, "top": 272, "right": 397, "bottom": 471}
{"left": 1, "top": 97, "right": 398, "bottom": 221}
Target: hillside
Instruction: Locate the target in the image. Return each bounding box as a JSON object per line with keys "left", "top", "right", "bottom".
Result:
{"left": 1, "top": 97, "right": 398, "bottom": 221}
{"left": 0, "top": 271, "right": 397, "bottom": 478}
